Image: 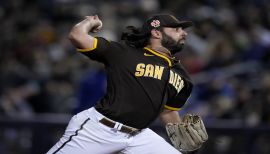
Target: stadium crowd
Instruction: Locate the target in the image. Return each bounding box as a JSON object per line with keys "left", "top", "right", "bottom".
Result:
{"left": 0, "top": 0, "right": 269, "bottom": 153}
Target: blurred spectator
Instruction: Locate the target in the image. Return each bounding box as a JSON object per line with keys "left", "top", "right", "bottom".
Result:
{"left": 0, "top": 0, "right": 270, "bottom": 153}
{"left": 74, "top": 69, "right": 107, "bottom": 114}
{"left": 0, "top": 0, "right": 269, "bottom": 122}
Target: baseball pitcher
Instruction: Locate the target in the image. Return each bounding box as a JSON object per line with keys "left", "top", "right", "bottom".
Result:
{"left": 47, "top": 14, "right": 208, "bottom": 154}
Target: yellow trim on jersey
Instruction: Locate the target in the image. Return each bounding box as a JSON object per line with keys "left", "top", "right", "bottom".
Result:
{"left": 164, "top": 105, "right": 181, "bottom": 111}
{"left": 77, "top": 38, "right": 98, "bottom": 52}
{"left": 144, "top": 47, "right": 172, "bottom": 67}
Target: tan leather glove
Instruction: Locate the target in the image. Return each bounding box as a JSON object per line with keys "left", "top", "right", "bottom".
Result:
{"left": 165, "top": 114, "right": 208, "bottom": 152}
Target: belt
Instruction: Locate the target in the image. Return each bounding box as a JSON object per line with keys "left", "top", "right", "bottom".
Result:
{"left": 99, "top": 118, "right": 141, "bottom": 136}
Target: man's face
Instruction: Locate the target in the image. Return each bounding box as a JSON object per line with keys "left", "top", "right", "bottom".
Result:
{"left": 160, "top": 27, "right": 188, "bottom": 54}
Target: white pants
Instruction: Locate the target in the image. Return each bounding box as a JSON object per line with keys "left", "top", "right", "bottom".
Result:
{"left": 47, "top": 107, "right": 181, "bottom": 154}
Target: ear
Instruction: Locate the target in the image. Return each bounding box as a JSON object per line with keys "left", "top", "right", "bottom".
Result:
{"left": 150, "top": 29, "right": 162, "bottom": 39}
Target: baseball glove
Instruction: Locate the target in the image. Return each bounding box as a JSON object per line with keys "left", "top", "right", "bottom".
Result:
{"left": 165, "top": 114, "right": 208, "bottom": 152}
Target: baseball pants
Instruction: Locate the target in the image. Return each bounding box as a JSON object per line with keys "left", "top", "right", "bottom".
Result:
{"left": 47, "top": 107, "right": 181, "bottom": 154}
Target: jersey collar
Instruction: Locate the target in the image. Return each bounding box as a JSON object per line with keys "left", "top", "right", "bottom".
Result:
{"left": 144, "top": 47, "right": 172, "bottom": 67}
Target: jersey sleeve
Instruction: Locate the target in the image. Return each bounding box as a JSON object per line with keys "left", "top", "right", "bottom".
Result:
{"left": 164, "top": 80, "right": 193, "bottom": 111}
{"left": 76, "top": 37, "right": 122, "bottom": 65}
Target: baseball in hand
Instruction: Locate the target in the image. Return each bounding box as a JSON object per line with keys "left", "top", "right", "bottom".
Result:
{"left": 89, "top": 15, "right": 103, "bottom": 33}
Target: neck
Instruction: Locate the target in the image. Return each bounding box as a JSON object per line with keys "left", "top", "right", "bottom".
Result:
{"left": 146, "top": 45, "right": 172, "bottom": 58}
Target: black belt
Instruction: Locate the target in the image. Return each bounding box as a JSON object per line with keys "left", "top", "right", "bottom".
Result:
{"left": 99, "top": 118, "right": 141, "bottom": 136}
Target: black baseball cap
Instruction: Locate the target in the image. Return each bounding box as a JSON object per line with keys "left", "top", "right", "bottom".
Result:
{"left": 142, "top": 14, "right": 193, "bottom": 34}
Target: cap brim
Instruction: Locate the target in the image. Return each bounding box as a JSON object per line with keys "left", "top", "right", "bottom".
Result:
{"left": 168, "top": 21, "right": 193, "bottom": 29}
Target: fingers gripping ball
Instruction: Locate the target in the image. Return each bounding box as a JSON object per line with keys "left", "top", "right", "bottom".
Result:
{"left": 85, "top": 15, "right": 103, "bottom": 33}
{"left": 165, "top": 114, "right": 208, "bottom": 152}
{"left": 91, "top": 15, "right": 102, "bottom": 33}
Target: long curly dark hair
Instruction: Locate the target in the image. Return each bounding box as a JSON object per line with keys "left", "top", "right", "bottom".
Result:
{"left": 121, "top": 26, "right": 151, "bottom": 48}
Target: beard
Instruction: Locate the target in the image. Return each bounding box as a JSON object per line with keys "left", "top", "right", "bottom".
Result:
{"left": 161, "top": 31, "right": 184, "bottom": 55}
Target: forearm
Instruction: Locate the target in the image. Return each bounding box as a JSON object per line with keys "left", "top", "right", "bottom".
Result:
{"left": 69, "top": 15, "right": 101, "bottom": 49}
{"left": 70, "top": 18, "right": 95, "bottom": 35}
{"left": 159, "top": 109, "right": 181, "bottom": 125}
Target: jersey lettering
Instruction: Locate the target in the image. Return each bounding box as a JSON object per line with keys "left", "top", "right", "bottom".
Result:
{"left": 135, "top": 63, "right": 145, "bottom": 76}
{"left": 144, "top": 64, "right": 154, "bottom": 77}
{"left": 154, "top": 65, "right": 164, "bottom": 80}
{"left": 135, "top": 63, "right": 164, "bottom": 80}
{"left": 169, "top": 70, "right": 184, "bottom": 93}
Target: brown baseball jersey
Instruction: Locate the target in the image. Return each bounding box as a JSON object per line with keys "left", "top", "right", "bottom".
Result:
{"left": 77, "top": 37, "right": 193, "bottom": 129}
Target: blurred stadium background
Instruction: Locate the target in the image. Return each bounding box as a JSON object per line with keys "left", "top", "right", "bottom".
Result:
{"left": 0, "top": 0, "right": 270, "bottom": 153}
